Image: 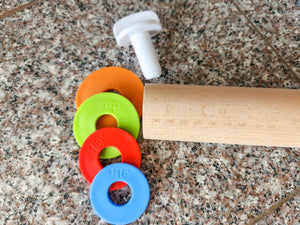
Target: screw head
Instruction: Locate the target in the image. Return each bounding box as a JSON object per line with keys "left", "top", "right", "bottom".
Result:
{"left": 113, "top": 11, "right": 162, "bottom": 46}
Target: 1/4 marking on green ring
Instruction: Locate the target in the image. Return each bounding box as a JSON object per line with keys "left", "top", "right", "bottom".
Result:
{"left": 103, "top": 102, "right": 119, "bottom": 113}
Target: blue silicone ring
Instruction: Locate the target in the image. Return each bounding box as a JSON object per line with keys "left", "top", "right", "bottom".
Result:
{"left": 90, "top": 163, "right": 150, "bottom": 224}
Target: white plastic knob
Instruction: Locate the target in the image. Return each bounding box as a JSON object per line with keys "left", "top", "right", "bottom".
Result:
{"left": 113, "top": 11, "right": 162, "bottom": 80}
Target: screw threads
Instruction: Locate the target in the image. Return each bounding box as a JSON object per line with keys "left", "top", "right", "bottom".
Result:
{"left": 130, "top": 32, "right": 161, "bottom": 79}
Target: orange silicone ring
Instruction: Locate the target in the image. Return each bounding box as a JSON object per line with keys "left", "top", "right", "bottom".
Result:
{"left": 76, "top": 67, "right": 144, "bottom": 118}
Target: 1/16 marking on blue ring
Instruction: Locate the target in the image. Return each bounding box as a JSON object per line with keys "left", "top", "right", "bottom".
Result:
{"left": 109, "top": 168, "right": 130, "bottom": 179}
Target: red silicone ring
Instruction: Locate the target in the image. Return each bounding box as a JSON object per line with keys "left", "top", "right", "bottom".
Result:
{"left": 79, "top": 127, "right": 141, "bottom": 190}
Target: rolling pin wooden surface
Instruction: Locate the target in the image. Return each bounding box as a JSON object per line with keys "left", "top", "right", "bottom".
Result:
{"left": 143, "top": 84, "right": 300, "bottom": 148}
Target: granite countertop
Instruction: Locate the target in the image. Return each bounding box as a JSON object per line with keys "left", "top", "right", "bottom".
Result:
{"left": 1, "top": 1, "right": 299, "bottom": 224}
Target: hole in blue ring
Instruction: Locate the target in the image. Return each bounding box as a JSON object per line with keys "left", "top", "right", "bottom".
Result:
{"left": 108, "top": 183, "right": 132, "bottom": 205}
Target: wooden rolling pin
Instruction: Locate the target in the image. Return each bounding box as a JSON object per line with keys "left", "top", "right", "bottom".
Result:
{"left": 143, "top": 84, "right": 300, "bottom": 148}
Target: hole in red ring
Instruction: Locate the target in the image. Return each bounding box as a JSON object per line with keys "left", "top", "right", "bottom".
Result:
{"left": 99, "top": 150, "right": 128, "bottom": 190}
{"left": 96, "top": 115, "right": 118, "bottom": 159}
{"left": 99, "top": 154, "right": 121, "bottom": 167}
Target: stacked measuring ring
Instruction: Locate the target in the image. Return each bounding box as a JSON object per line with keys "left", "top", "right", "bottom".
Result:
{"left": 73, "top": 67, "right": 150, "bottom": 224}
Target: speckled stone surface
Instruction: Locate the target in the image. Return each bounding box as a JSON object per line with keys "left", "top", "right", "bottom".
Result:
{"left": 235, "top": 0, "right": 300, "bottom": 75}
{"left": 0, "top": 0, "right": 31, "bottom": 12}
{"left": 0, "top": 1, "right": 299, "bottom": 224}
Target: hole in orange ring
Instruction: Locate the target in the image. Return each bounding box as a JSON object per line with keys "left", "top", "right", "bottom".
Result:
{"left": 106, "top": 89, "right": 121, "bottom": 95}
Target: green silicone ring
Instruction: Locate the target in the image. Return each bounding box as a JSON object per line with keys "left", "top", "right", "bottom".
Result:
{"left": 73, "top": 92, "right": 140, "bottom": 159}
